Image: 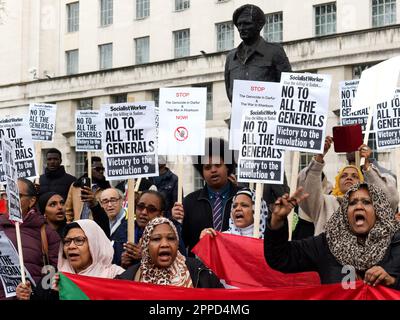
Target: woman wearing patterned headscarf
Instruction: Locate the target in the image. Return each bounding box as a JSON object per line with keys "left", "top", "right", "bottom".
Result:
{"left": 298, "top": 136, "right": 398, "bottom": 236}
{"left": 199, "top": 188, "right": 268, "bottom": 239}
{"left": 117, "top": 217, "right": 222, "bottom": 288}
{"left": 265, "top": 184, "right": 400, "bottom": 288}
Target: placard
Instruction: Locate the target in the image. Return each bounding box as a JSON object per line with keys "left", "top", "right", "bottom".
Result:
{"left": 29, "top": 103, "right": 57, "bottom": 142}
{"left": 75, "top": 111, "right": 102, "bottom": 151}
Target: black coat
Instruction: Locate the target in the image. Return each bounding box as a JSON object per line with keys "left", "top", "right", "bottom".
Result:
{"left": 116, "top": 257, "right": 223, "bottom": 288}
{"left": 264, "top": 221, "right": 400, "bottom": 289}
{"left": 181, "top": 182, "right": 241, "bottom": 256}
{"left": 39, "top": 166, "right": 76, "bottom": 201}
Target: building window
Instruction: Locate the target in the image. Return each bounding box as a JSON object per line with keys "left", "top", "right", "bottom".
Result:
{"left": 175, "top": 0, "right": 190, "bottom": 11}
{"left": 152, "top": 89, "right": 159, "bottom": 108}
{"left": 99, "top": 43, "right": 113, "bottom": 70}
{"left": 111, "top": 93, "right": 127, "bottom": 103}
{"left": 193, "top": 168, "right": 204, "bottom": 190}
{"left": 174, "top": 29, "right": 190, "bottom": 58}
{"left": 135, "top": 36, "right": 149, "bottom": 64}
{"left": 75, "top": 151, "right": 86, "bottom": 178}
{"left": 67, "top": 2, "right": 79, "bottom": 32}
{"left": 136, "top": 0, "right": 149, "bottom": 19}
{"left": 299, "top": 152, "right": 314, "bottom": 171}
{"left": 66, "top": 49, "right": 79, "bottom": 75}
{"left": 263, "top": 12, "right": 283, "bottom": 42}
{"left": 100, "top": 0, "right": 113, "bottom": 26}
{"left": 77, "top": 98, "right": 93, "bottom": 110}
{"left": 372, "top": 0, "right": 396, "bottom": 27}
{"left": 193, "top": 83, "right": 213, "bottom": 120}
{"left": 216, "top": 22, "right": 234, "bottom": 51}
{"left": 352, "top": 62, "right": 377, "bottom": 79}
{"left": 315, "top": 2, "right": 336, "bottom": 36}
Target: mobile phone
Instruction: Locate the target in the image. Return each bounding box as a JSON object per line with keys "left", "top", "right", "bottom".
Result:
{"left": 332, "top": 124, "right": 363, "bottom": 153}
{"left": 80, "top": 177, "right": 91, "bottom": 200}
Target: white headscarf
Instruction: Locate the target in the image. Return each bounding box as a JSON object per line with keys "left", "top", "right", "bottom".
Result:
{"left": 58, "top": 219, "right": 125, "bottom": 278}
{"left": 226, "top": 188, "right": 269, "bottom": 239}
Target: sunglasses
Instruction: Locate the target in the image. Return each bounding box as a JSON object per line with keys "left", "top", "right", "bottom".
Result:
{"left": 136, "top": 203, "right": 160, "bottom": 214}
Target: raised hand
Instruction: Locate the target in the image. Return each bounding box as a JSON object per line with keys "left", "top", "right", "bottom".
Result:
{"left": 270, "top": 187, "right": 309, "bottom": 230}
{"left": 315, "top": 136, "right": 333, "bottom": 163}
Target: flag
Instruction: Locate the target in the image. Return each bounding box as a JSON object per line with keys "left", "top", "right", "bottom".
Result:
{"left": 192, "top": 232, "right": 320, "bottom": 288}
{"left": 59, "top": 272, "right": 400, "bottom": 300}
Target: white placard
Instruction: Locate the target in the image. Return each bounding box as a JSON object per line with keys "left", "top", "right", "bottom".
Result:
{"left": 0, "top": 116, "right": 37, "bottom": 181}
{"left": 374, "top": 89, "right": 400, "bottom": 150}
{"left": 274, "top": 72, "right": 332, "bottom": 153}
{"left": 29, "top": 103, "right": 57, "bottom": 142}
{"left": 101, "top": 102, "right": 159, "bottom": 180}
{"left": 339, "top": 80, "right": 372, "bottom": 133}
{"left": 237, "top": 107, "right": 284, "bottom": 184}
{"left": 230, "top": 80, "right": 280, "bottom": 150}
{"left": 1, "top": 138, "right": 22, "bottom": 222}
{"left": 0, "top": 231, "right": 35, "bottom": 298}
{"left": 158, "top": 87, "right": 207, "bottom": 155}
{"left": 353, "top": 56, "right": 400, "bottom": 112}
{"left": 75, "top": 111, "right": 103, "bottom": 151}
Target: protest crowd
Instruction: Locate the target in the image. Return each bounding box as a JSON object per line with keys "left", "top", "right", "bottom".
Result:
{"left": 1, "top": 4, "right": 400, "bottom": 301}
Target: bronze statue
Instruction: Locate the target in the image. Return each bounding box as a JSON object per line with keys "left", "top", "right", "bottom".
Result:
{"left": 225, "top": 4, "right": 292, "bottom": 102}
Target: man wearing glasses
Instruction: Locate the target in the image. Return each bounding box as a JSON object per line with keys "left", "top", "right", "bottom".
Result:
{"left": 65, "top": 156, "right": 111, "bottom": 222}
{"left": 97, "top": 188, "right": 126, "bottom": 265}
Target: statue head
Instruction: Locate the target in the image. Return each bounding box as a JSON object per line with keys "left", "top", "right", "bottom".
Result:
{"left": 233, "top": 4, "right": 266, "bottom": 44}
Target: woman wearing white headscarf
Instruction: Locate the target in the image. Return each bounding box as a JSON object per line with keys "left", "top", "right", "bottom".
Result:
{"left": 16, "top": 220, "right": 124, "bottom": 300}
{"left": 200, "top": 188, "right": 268, "bottom": 239}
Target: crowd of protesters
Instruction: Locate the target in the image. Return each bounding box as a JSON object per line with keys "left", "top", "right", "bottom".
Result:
{"left": 0, "top": 131, "right": 399, "bottom": 300}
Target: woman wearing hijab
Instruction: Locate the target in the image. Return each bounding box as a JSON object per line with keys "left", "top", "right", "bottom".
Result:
{"left": 199, "top": 188, "right": 268, "bottom": 239}
{"left": 298, "top": 136, "right": 398, "bottom": 236}
{"left": 16, "top": 219, "right": 124, "bottom": 300}
{"left": 117, "top": 217, "right": 222, "bottom": 288}
{"left": 265, "top": 184, "right": 400, "bottom": 288}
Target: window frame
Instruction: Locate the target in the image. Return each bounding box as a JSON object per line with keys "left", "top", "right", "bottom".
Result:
{"left": 174, "top": 28, "right": 190, "bottom": 58}
{"left": 263, "top": 12, "right": 283, "bottom": 43}
{"left": 175, "top": 0, "right": 190, "bottom": 11}
{"left": 135, "top": 36, "right": 150, "bottom": 64}
{"left": 99, "top": 43, "right": 113, "bottom": 70}
{"left": 372, "top": 0, "right": 396, "bottom": 27}
{"left": 67, "top": 2, "right": 79, "bottom": 33}
{"left": 66, "top": 49, "right": 79, "bottom": 75}
{"left": 100, "top": 0, "right": 113, "bottom": 27}
{"left": 136, "top": 0, "right": 150, "bottom": 19}
{"left": 314, "top": 2, "right": 337, "bottom": 36}
{"left": 216, "top": 21, "right": 234, "bottom": 52}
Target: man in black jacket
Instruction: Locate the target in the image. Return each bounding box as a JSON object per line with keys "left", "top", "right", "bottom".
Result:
{"left": 173, "top": 138, "right": 241, "bottom": 256}
{"left": 38, "top": 148, "right": 76, "bottom": 201}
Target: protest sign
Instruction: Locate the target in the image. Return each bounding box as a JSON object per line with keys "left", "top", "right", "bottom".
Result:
{"left": 1, "top": 138, "right": 22, "bottom": 222}
{"left": 29, "top": 103, "right": 57, "bottom": 142}
{"left": 373, "top": 89, "right": 400, "bottom": 150}
{"left": 339, "top": 80, "right": 372, "bottom": 132}
{"left": 101, "top": 102, "right": 158, "bottom": 180}
{"left": 75, "top": 111, "right": 102, "bottom": 151}
{"left": 230, "top": 80, "right": 280, "bottom": 150}
{"left": 158, "top": 87, "right": 207, "bottom": 155}
{"left": 352, "top": 55, "right": 400, "bottom": 112}
{"left": 274, "top": 72, "right": 332, "bottom": 153}
{"left": 0, "top": 231, "right": 35, "bottom": 298}
{"left": 237, "top": 107, "right": 284, "bottom": 184}
{"left": 0, "top": 116, "right": 37, "bottom": 181}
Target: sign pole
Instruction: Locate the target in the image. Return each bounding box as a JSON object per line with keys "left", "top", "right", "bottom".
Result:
{"left": 15, "top": 222, "right": 26, "bottom": 285}
{"left": 127, "top": 179, "right": 135, "bottom": 243}
{"left": 288, "top": 151, "right": 300, "bottom": 240}
{"left": 360, "top": 105, "right": 375, "bottom": 166}
{"left": 176, "top": 156, "right": 184, "bottom": 223}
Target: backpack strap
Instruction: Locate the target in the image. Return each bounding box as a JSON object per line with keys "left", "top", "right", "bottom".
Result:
{"left": 40, "top": 224, "right": 49, "bottom": 267}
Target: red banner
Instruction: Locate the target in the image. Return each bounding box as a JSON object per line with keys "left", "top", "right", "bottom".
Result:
{"left": 60, "top": 272, "right": 400, "bottom": 300}
{"left": 192, "top": 232, "right": 320, "bottom": 288}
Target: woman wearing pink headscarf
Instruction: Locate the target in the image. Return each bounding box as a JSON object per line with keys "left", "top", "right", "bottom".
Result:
{"left": 16, "top": 219, "right": 124, "bottom": 300}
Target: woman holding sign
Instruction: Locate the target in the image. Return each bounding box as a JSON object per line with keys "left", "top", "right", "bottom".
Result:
{"left": 199, "top": 188, "right": 268, "bottom": 239}
{"left": 298, "top": 136, "right": 398, "bottom": 236}
{"left": 16, "top": 219, "right": 124, "bottom": 300}
{"left": 265, "top": 184, "right": 400, "bottom": 289}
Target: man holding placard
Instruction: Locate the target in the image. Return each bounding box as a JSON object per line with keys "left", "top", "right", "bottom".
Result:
{"left": 173, "top": 138, "right": 240, "bottom": 256}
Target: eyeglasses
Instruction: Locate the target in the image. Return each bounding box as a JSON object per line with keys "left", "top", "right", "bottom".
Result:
{"left": 63, "top": 236, "right": 87, "bottom": 247}
{"left": 93, "top": 167, "right": 105, "bottom": 172}
{"left": 100, "top": 197, "right": 120, "bottom": 206}
{"left": 136, "top": 203, "right": 160, "bottom": 214}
